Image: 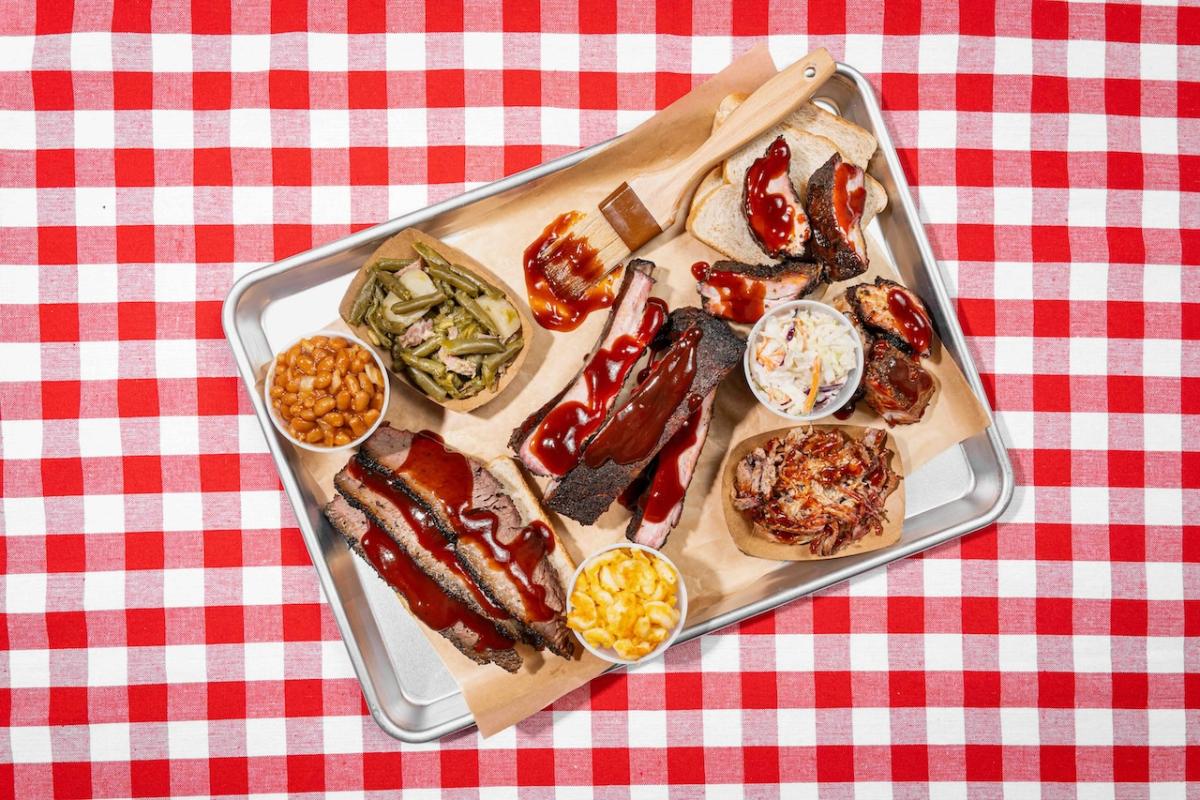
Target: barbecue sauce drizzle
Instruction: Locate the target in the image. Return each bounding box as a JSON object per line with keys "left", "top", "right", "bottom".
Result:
{"left": 885, "top": 288, "right": 932, "bottom": 355}
{"left": 529, "top": 298, "right": 668, "bottom": 477}
{"left": 638, "top": 395, "right": 708, "bottom": 524}
{"left": 523, "top": 212, "right": 620, "bottom": 332}
{"left": 347, "top": 459, "right": 509, "bottom": 620}
{"left": 583, "top": 327, "right": 702, "bottom": 468}
{"left": 691, "top": 261, "right": 767, "bottom": 324}
{"left": 743, "top": 136, "right": 803, "bottom": 257}
{"left": 832, "top": 162, "right": 866, "bottom": 250}
{"left": 358, "top": 519, "right": 515, "bottom": 653}
{"left": 398, "top": 431, "right": 558, "bottom": 622}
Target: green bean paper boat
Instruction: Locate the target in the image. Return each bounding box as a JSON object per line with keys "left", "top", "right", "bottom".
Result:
{"left": 338, "top": 229, "right": 531, "bottom": 413}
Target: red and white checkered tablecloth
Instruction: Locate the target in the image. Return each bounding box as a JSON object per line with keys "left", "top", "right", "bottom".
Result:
{"left": 1, "top": 1, "right": 1195, "bottom": 796}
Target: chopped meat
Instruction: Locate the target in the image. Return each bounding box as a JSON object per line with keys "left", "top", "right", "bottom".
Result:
{"left": 847, "top": 277, "right": 934, "bottom": 357}
{"left": 731, "top": 427, "right": 899, "bottom": 557}
{"left": 806, "top": 153, "right": 868, "bottom": 282}
{"left": 438, "top": 350, "right": 477, "bottom": 378}
{"left": 398, "top": 318, "right": 434, "bottom": 349}
{"left": 862, "top": 339, "right": 934, "bottom": 426}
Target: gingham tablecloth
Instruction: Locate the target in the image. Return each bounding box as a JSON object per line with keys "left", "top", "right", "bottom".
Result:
{"left": 1, "top": 2, "right": 1194, "bottom": 796}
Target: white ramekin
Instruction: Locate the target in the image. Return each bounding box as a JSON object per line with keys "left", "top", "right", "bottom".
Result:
{"left": 566, "top": 542, "right": 688, "bottom": 666}
{"left": 743, "top": 299, "right": 864, "bottom": 423}
{"left": 263, "top": 329, "right": 390, "bottom": 453}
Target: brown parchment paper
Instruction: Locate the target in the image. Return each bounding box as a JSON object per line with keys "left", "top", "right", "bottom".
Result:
{"left": 277, "top": 45, "right": 991, "bottom": 737}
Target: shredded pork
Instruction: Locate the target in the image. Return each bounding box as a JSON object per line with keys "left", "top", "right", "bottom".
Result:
{"left": 732, "top": 427, "right": 899, "bottom": 556}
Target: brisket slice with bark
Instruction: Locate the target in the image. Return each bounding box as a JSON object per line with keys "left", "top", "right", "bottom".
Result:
{"left": 359, "top": 426, "right": 576, "bottom": 658}
{"left": 509, "top": 260, "right": 658, "bottom": 477}
{"left": 624, "top": 388, "right": 716, "bottom": 550}
{"left": 697, "top": 260, "right": 823, "bottom": 323}
{"left": 324, "top": 494, "right": 523, "bottom": 672}
{"left": 806, "top": 153, "right": 869, "bottom": 282}
{"left": 547, "top": 308, "right": 745, "bottom": 525}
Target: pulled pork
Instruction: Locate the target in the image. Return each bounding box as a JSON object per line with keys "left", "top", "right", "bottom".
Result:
{"left": 732, "top": 427, "right": 899, "bottom": 557}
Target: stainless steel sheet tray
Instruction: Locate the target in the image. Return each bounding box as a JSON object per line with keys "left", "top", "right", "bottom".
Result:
{"left": 223, "top": 64, "right": 1013, "bottom": 742}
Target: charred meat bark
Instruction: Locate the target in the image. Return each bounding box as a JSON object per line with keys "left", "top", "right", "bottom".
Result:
{"left": 510, "top": 260, "right": 662, "bottom": 478}
{"left": 694, "top": 259, "right": 823, "bottom": 324}
{"left": 732, "top": 427, "right": 899, "bottom": 557}
{"left": 624, "top": 388, "right": 716, "bottom": 549}
{"left": 325, "top": 495, "right": 523, "bottom": 672}
{"left": 862, "top": 339, "right": 934, "bottom": 425}
{"left": 547, "top": 308, "right": 744, "bottom": 525}
{"left": 743, "top": 135, "right": 810, "bottom": 260}
{"left": 359, "top": 426, "right": 576, "bottom": 658}
{"left": 806, "top": 153, "right": 868, "bottom": 282}
{"left": 847, "top": 276, "right": 934, "bottom": 357}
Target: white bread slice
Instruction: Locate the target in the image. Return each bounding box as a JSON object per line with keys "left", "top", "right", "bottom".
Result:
{"left": 687, "top": 129, "right": 887, "bottom": 265}
{"left": 713, "top": 92, "right": 878, "bottom": 169}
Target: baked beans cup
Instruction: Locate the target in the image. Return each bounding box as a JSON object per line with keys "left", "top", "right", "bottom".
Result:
{"left": 263, "top": 329, "right": 390, "bottom": 453}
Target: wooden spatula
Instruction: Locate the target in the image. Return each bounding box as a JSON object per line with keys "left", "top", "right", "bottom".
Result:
{"left": 539, "top": 49, "right": 837, "bottom": 299}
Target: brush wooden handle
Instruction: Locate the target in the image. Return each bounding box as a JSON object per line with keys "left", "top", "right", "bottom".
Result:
{"left": 605, "top": 49, "right": 837, "bottom": 246}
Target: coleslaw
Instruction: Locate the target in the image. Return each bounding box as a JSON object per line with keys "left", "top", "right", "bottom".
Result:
{"left": 748, "top": 306, "right": 858, "bottom": 416}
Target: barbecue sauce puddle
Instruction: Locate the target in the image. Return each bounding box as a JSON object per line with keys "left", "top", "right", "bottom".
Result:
{"left": 583, "top": 326, "right": 703, "bottom": 468}
{"left": 358, "top": 519, "right": 514, "bottom": 653}
{"left": 529, "top": 297, "right": 668, "bottom": 477}
{"left": 691, "top": 261, "right": 766, "bottom": 324}
{"left": 743, "top": 136, "right": 805, "bottom": 257}
{"left": 395, "top": 431, "right": 558, "bottom": 622}
{"left": 524, "top": 212, "right": 620, "bottom": 332}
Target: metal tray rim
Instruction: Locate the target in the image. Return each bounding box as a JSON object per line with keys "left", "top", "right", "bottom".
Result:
{"left": 223, "top": 61, "right": 1013, "bottom": 743}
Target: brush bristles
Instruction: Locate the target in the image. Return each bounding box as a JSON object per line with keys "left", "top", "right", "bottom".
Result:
{"left": 542, "top": 212, "right": 631, "bottom": 300}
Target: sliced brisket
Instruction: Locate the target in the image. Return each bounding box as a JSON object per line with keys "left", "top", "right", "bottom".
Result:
{"left": 359, "top": 426, "right": 576, "bottom": 658}
{"left": 324, "top": 495, "right": 523, "bottom": 672}
{"left": 806, "top": 153, "right": 869, "bottom": 282}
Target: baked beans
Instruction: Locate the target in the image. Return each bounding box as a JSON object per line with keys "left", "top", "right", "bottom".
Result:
{"left": 269, "top": 335, "right": 385, "bottom": 448}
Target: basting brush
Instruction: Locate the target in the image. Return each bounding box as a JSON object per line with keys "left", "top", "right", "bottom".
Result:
{"left": 538, "top": 49, "right": 837, "bottom": 300}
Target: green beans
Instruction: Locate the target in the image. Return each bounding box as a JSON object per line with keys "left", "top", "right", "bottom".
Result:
{"left": 369, "top": 310, "right": 415, "bottom": 335}
{"left": 455, "top": 290, "right": 498, "bottom": 336}
{"left": 480, "top": 338, "right": 523, "bottom": 390}
{"left": 408, "top": 337, "right": 442, "bottom": 358}
{"left": 344, "top": 242, "right": 524, "bottom": 403}
{"left": 424, "top": 264, "right": 478, "bottom": 296}
{"left": 412, "top": 242, "right": 450, "bottom": 268}
{"left": 406, "top": 367, "right": 447, "bottom": 400}
{"left": 397, "top": 350, "right": 446, "bottom": 376}
{"left": 374, "top": 257, "right": 417, "bottom": 272}
{"left": 346, "top": 273, "right": 377, "bottom": 325}
{"left": 389, "top": 291, "right": 446, "bottom": 316}
{"left": 443, "top": 337, "right": 504, "bottom": 356}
